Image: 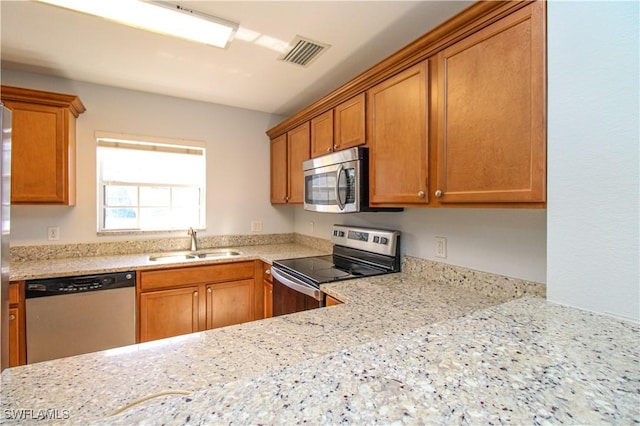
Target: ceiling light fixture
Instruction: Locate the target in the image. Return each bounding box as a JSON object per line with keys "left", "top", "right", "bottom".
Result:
{"left": 36, "top": 0, "right": 239, "bottom": 48}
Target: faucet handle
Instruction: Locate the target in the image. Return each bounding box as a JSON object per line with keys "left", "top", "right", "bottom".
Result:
{"left": 187, "top": 227, "right": 196, "bottom": 236}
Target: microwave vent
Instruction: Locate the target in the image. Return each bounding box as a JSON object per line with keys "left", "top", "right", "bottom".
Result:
{"left": 279, "top": 36, "right": 330, "bottom": 67}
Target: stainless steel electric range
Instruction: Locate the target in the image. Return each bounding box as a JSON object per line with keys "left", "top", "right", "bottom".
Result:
{"left": 271, "top": 225, "right": 401, "bottom": 316}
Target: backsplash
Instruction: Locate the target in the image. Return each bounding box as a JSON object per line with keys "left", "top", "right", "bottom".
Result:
{"left": 402, "top": 256, "right": 546, "bottom": 301}
{"left": 10, "top": 233, "right": 299, "bottom": 262}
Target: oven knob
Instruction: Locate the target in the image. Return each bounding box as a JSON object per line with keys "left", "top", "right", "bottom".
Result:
{"left": 373, "top": 236, "right": 380, "bottom": 243}
{"left": 333, "top": 230, "right": 338, "bottom": 237}
{"left": 339, "top": 231, "right": 345, "bottom": 237}
{"left": 380, "top": 237, "right": 389, "bottom": 245}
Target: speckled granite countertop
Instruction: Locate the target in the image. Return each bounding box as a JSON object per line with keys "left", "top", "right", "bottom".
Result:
{"left": 2, "top": 275, "right": 638, "bottom": 424}
{"left": 2, "top": 247, "right": 638, "bottom": 424}
{"left": 9, "top": 243, "right": 328, "bottom": 281}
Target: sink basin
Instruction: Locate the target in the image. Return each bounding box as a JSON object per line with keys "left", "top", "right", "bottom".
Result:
{"left": 148, "top": 249, "right": 242, "bottom": 262}
{"left": 194, "top": 249, "right": 242, "bottom": 259}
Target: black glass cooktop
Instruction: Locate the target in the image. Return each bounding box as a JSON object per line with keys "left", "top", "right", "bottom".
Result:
{"left": 273, "top": 254, "right": 387, "bottom": 286}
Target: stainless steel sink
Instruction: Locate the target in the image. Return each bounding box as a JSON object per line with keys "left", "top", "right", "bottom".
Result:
{"left": 148, "top": 249, "right": 242, "bottom": 262}
{"left": 194, "top": 249, "right": 242, "bottom": 259}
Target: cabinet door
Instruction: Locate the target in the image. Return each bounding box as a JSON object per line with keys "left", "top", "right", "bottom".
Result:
{"left": 8, "top": 281, "right": 26, "bottom": 367}
{"left": 206, "top": 279, "right": 254, "bottom": 329}
{"left": 264, "top": 280, "right": 273, "bottom": 318}
{"left": 6, "top": 102, "right": 74, "bottom": 204}
{"left": 8, "top": 307, "right": 24, "bottom": 368}
{"left": 368, "top": 62, "right": 428, "bottom": 205}
{"left": 435, "top": 2, "right": 545, "bottom": 203}
{"left": 287, "top": 122, "right": 310, "bottom": 204}
{"left": 335, "top": 93, "right": 366, "bottom": 151}
{"left": 310, "top": 110, "right": 334, "bottom": 158}
{"left": 139, "top": 286, "right": 201, "bottom": 342}
{"left": 270, "top": 134, "right": 288, "bottom": 204}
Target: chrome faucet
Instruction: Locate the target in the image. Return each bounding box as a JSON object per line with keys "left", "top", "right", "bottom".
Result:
{"left": 187, "top": 227, "right": 198, "bottom": 252}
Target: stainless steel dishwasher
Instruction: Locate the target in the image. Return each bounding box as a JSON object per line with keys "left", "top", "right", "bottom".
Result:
{"left": 25, "top": 271, "right": 136, "bottom": 364}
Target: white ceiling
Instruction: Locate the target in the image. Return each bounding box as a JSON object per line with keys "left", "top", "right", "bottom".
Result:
{"left": 0, "top": 1, "right": 471, "bottom": 116}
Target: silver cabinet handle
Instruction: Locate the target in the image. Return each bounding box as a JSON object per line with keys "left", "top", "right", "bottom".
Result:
{"left": 435, "top": 190, "right": 443, "bottom": 198}
{"left": 418, "top": 191, "right": 425, "bottom": 198}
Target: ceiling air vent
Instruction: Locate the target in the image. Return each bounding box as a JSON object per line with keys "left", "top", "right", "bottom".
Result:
{"left": 279, "top": 36, "right": 330, "bottom": 67}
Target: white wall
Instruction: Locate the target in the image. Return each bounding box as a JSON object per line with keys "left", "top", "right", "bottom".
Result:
{"left": 547, "top": 1, "right": 639, "bottom": 322}
{"left": 1, "top": 70, "right": 293, "bottom": 245}
{"left": 295, "top": 207, "right": 547, "bottom": 284}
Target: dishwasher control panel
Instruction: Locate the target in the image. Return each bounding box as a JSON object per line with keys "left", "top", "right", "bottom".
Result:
{"left": 26, "top": 271, "right": 135, "bottom": 298}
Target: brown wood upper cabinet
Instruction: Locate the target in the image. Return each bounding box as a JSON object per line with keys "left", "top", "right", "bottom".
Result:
{"left": 267, "top": 1, "right": 546, "bottom": 209}
{"left": 310, "top": 94, "right": 366, "bottom": 158}
{"left": 1, "top": 85, "right": 85, "bottom": 205}
{"left": 433, "top": 1, "right": 546, "bottom": 204}
{"left": 368, "top": 62, "right": 429, "bottom": 206}
{"left": 270, "top": 122, "right": 310, "bottom": 204}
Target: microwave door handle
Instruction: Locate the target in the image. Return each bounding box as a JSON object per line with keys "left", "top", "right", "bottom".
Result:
{"left": 335, "top": 165, "right": 345, "bottom": 211}
{"left": 271, "top": 268, "right": 323, "bottom": 301}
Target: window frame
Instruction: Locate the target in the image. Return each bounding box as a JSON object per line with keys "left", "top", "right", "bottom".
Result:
{"left": 96, "top": 131, "right": 207, "bottom": 233}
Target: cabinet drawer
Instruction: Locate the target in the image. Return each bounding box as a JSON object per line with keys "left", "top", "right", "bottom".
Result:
{"left": 140, "top": 261, "right": 254, "bottom": 291}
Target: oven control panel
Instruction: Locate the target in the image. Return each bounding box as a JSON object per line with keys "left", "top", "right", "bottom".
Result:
{"left": 331, "top": 225, "right": 399, "bottom": 257}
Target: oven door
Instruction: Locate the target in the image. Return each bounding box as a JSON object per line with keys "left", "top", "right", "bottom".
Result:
{"left": 304, "top": 160, "right": 360, "bottom": 213}
{"left": 271, "top": 267, "right": 323, "bottom": 317}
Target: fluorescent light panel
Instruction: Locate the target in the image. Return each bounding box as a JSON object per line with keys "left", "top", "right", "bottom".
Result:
{"left": 36, "top": 0, "right": 238, "bottom": 48}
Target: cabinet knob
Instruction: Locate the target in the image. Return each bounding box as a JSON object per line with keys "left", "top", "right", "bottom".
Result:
{"left": 9, "top": 314, "right": 15, "bottom": 321}
{"left": 207, "top": 288, "right": 212, "bottom": 293}
{"left": 193, "top": 291, "right": 198, "bottom": 297}
{"left": 418, "top": 191, "right": 425, "bottom": 198}
{"left": 333, "top": 144, "right": 339, "bottom": 150}
{"left": 326, "top": 147, "right": 331, "bottom": 152}
{"left": 265, "top": 269, "right": 271, "bottom": 275}
{"left": 435, "top": 190, "right": 443, "bottom": 198}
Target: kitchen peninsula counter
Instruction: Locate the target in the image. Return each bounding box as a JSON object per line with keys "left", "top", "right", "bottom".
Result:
{"left": 2, "top": 254, "right": 638, "bottom": 424}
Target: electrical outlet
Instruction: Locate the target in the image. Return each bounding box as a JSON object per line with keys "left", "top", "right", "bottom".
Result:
{"left": 251, "top": 221, "right": 263, "bottom": 232}
{"left": 435, "top": 236, "right": 447, "bottom": 258}
{"left": 48, "top": 227, "right": 60, "bottom": 241}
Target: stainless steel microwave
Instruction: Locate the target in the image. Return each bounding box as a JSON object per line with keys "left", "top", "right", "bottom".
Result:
{"left": 303, "top": 147, "right": 401, "bottom": 213}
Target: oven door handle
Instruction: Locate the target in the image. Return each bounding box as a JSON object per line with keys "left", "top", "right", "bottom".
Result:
{"left": 271, "top": 267, "right": 323, "bottom": 301}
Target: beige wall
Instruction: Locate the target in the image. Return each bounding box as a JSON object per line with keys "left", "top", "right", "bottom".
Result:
{"left": 2, "top": 69, "right": 294, "bottom": 245}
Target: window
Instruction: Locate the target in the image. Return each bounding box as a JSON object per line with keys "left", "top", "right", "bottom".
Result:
{"left": 96, "top": 132, "right": 206, "bottom": 232}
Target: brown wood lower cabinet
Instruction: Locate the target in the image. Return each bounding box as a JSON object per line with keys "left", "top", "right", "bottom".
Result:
{"left": 139, "top": 286, "right": 201, "bottom": 342}
{"left": 137, "top": 261, "right": 256, "bottom": 343}
{"left": 325, "top": 295, "right": 343, "bottom": 306}
{"left": 206, "top": 279, "right": 253, "bottom": 329}
{"left": 263, "top": 262, "right": 273, "bottom": 318}
{"left": 8, "top": 281, "right": 26, "bottom": 367}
